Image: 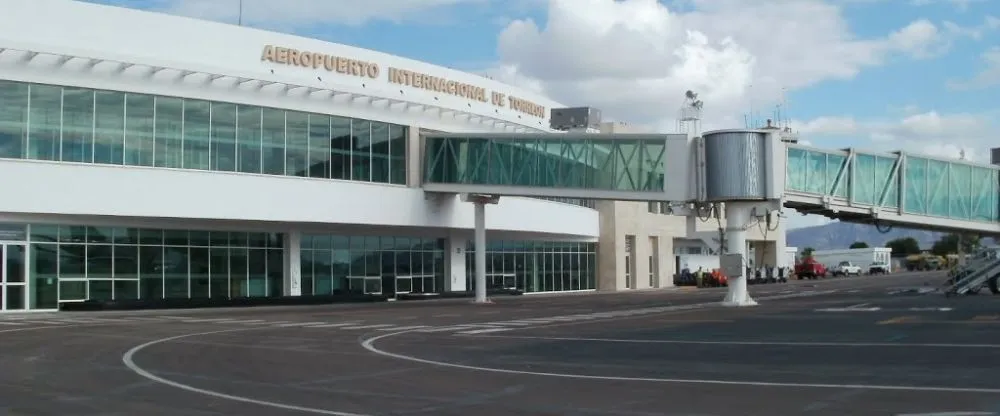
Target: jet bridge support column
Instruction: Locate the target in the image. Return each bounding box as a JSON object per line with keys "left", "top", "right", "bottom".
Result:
{"left": 700, "top": 128, "right": 787, "bottom": 307}
{"left": 464, "top": 194, "right": 500, "bottom": 304}
{"left": 722, "top": 202, "right": 757, "bottom": 307}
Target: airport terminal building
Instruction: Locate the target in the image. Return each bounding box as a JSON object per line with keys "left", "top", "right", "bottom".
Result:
{"left": 0, "top": 0, "right": 783, "bottom": 311}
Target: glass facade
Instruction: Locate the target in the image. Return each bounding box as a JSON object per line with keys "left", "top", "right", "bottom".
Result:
{"left": 299, "top": 235, "right": 445, "bottom": 296}
{"left": 26, "top": 224, "right": 284, "bottom": 309}
{"left": 424, "top": 135, "right": 666, "bottom": 192}
{"left": 466, "top": 241, "right": 597, "bottom": 293}
{"left": 0, "top": 80, "right": 407, "bottom": 184}
{"left": 786, "top": 147, "right": 1000, "bottom": 222}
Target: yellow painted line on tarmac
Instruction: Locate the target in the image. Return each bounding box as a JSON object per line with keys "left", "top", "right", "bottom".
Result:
{"left": 877, "top": 316, "right": 917, "bottom": 325}
{"left": 972, "top": 315, "right": 999, "bottom": 321}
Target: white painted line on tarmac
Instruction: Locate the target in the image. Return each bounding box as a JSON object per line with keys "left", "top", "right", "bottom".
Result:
{"left": 456, "top": 328, "right": 514, "bottom": 335}
{"left": 417, "top": 326, "right": 477, "bottom": 333}
{"left": 815, "top": 307, "right": 882, "bottom": 312}
{"left": 276, "top": 322, "right": 328, "bottom": 327}
{"left": 0, "top": 321, "right": 25, "bottom": 326}
{"left": 307, "top": 323, "right": 361, "bottom": 328}
{"left": 376, "top": 325, "right": 428, "bottom": 331}
{"left": 339, "top": 324, "right": 394, "bottom": 330}
{"left": 459, "top": 334, "right": 1000, "bottom": 349}
{"left": 123, "top": 328, "right": 373, "bottom": 416}
{"left": 361, "top": 331, "right": 1000, "bottom": 394}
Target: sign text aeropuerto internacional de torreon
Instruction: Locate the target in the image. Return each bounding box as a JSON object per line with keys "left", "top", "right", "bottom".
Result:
{"left": 260, "top": 45, "right": 547, "bottom": 119}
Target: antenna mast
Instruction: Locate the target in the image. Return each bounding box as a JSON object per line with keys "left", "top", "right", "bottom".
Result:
{"left": 677, "top": 90, "right": 703, "bottom": 138}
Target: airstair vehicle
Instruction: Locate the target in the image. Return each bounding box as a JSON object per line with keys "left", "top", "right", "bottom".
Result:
{"left": 944, "top": 246, "right": 1000, "bottom": 296}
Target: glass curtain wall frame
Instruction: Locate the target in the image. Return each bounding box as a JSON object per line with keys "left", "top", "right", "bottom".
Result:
{"left": 26, "top": 224, "right": 284, "bottom": 309}
{"left": 299, "top": 235, "right": 445, "bottom": 296}
{"left": 0, "top": 80, "right": 408, "bottom": 185}
{"left": 465, "top": 240, "right": 597, "bottom": 293}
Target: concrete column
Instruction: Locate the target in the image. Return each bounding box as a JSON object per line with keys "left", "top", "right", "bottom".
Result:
{"left": 406, "top": 125, "right": 421, "bottom": 187}
{"left": 659, "top": 236, "right": 675, "bottom": 288}
{"left": 282, "top": 230, "right": 302, "bottom": 297}
{"left": 722, "top": 202, "right": 757, "bottom": 307}
{"left": 473, "top": 201, "right": 488, "bottom": 303}
{"left": 444, "top": 233, "right": 468, "bottom": 292}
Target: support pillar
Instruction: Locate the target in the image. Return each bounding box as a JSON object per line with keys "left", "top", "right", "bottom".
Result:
{"left": 282, "top": 230, "right": 302, "bottom": 297}
{"left": 722, "top": 202, "right": 757, "bottom": 307}
{"left": 473, "top": 201, "right": 488, "bottom": 303}
{"left": 462, "top": 193, "right": 499, "bottom": 304}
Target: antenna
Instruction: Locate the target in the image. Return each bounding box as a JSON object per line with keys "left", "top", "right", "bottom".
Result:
{"left": 677, "top": 90, "right": 703, "bottom": 137}
{"left": 238, "top": 0, "right": 244, "bottom": 26}
{"left": 960, "top": 149, "right": 968, "bottom": 160}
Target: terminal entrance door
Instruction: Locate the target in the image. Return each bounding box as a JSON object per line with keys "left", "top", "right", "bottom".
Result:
{"left": 1, "top": 243, "right": 27, "bottom": 311}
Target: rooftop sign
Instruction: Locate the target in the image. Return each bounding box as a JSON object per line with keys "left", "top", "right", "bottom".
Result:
{"left": 260, "top": 45, "right": 547, "bottom": 119}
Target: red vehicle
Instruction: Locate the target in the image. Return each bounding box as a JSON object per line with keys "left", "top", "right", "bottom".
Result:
{"left": 795, "top": 257, "right": 827, "bottom": 280}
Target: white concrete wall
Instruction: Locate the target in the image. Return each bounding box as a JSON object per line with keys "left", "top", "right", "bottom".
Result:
{"left": 0, "top": 0, "right": 561, "bottom": 134}
{"left": 597, "top": 201, "right": 683, "bottom": 291}
{"left": 0, "top": 158, "right": 599, "bottom": 239}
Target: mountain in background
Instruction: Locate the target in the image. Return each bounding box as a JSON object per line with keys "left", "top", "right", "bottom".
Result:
{"left": 786, "top": 221, "right": 942, "bottom": 251}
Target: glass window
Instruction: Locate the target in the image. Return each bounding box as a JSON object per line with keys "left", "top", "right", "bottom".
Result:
{"left": 27, "top": 84, "right": 61, "bottom": 161}
{"left": 61, "top": 87, "right": 94, "bottom": 163}
{"left": 0, "top": 81, "right": 28, "bottom": 159}
{"left": 237, "top": 105, "right": 262, "bottom": 174}
{"left": 388, "top": 124, "right": 407, "bottom": 185}
{"left": 330, "top": 116, "right": 351, "bottom": 180}
{"left": 351, "top": 119, "right": 371, "bottom": 181}
{"left": 261, "top": 108, "right": 285, "bottom": 175}
{"left": 154, "top": 97, "right": 184, "bottom": 168}
{"left": 210, "top": 102, "right": 237, "bottom": 172}
{"left": 285, "top": 111, "right": 308, "bottom": 177}
{"left": 370, "top": 121, "right": 390, "bottom": 183}
{"left": 189, "top": 247, "right": 209, "bottom": 298}
{"left": 124, "top": 93, "right": 155, "bottom": 166}
{"left": 94, "top": 91, "right": 125, "bottom": 165}
{"left": 308, "top": 114, "right": 330, "bottom": 179}
{"left": 182, "top": 99, "right": 211, "bottom": 170}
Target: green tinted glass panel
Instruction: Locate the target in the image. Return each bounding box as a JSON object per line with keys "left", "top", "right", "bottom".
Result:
{"left": 0, "top": 80, "right": 407, "bottom": 185}
{"left": 424, "top": 136, "right": 666, "bottom": 192}
{"left": 902, "top": 156, "right": 999, "bottom": 221}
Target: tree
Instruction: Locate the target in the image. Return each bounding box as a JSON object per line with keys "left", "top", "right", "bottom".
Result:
{"left": 930, "top": 233, "right": 980, "bottom": 256}
{"left": 802, "top": 247, "right": 815, "bottom": 257}
{"left": 885, "top": 237, "right": 921, "bottom": 256}
{"left": 849, "top": 241, "right": 869, "bottom": 249}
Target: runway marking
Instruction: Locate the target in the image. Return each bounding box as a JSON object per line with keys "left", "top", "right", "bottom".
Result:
{"left": 454, "top": 334, "right": 1000, "bottom": 349}
{"left": 815, "top": 307, "right": 882, "bottom": 312}
{"left": 306, "top": 323, "right": 361, "bottom": 328}
{"left": 879, "top": 316, "right": 918, "bottom": 325}
{"left": 972, "top": 315, "right": 998, "bottom": 321}
{"left": 276, "top": 321, "right": 329, "bottom": 327}
{"left": 377, "top": 325, "right": 429, "bottom": 331}
{"left": 897, "top": 412, "right": 997, "bottom": 416}
{"left": 122, "top": 328, "right": 372, "bottom": 416}
{"left": 339, "top": 324, "right": 394, "bottom": 330}
{"left": 455, "top": 328, "right": 514, "bottom": 335}
{"left": 361, "top": 330, "right": 1000, "bottom": 394}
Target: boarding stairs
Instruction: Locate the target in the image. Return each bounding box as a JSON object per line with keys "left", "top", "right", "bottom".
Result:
{"left": 944, "top": 247, "right": 1000, "bottom": 296}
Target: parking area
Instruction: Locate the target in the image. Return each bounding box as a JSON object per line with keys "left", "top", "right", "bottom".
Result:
{"left": 0, "top": 272, "right": 997, "bottom": 416}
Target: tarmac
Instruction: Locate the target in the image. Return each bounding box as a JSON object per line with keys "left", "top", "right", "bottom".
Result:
{"left": 0, "top": 272, "right": 998, "bottom": 416}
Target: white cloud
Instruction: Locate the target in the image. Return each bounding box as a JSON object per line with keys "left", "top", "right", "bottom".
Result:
{"left": 795, "top": 110, "right": 996, "bottom": 160}
{"left": 147, "top": 0, "right": 488, "bottom": 27}
{"left": 947, "top": 47, "right": 1000, "bottom": 90}
{"left": 490, "top": 0, "right": 948, "bottom": 132}
{"left": 910, "top": 0, "right": 989, "bottom": 11}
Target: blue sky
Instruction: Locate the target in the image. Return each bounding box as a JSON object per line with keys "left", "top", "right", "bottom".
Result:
{"left": 84, "top": 0, "right": 1000, "bottom": 228}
